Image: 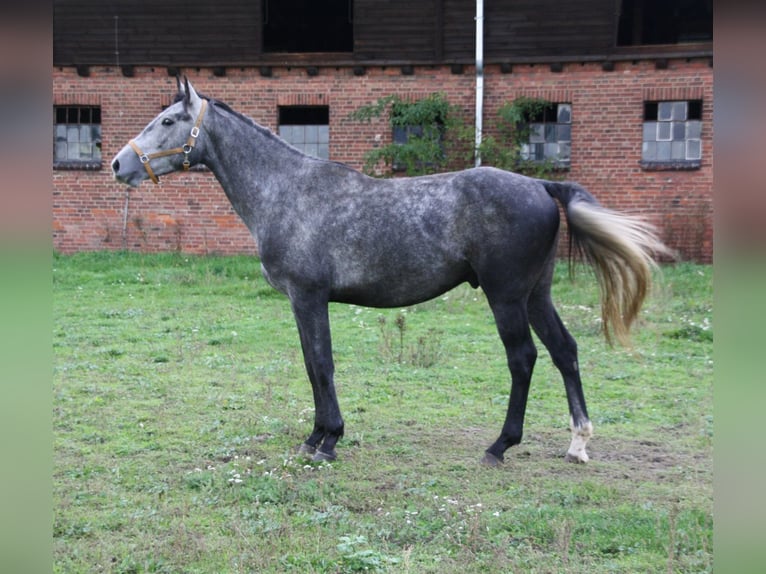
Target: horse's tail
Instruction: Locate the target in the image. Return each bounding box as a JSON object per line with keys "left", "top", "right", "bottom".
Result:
{"left": 541, "top": 180, "right": 674, "bottom": 346}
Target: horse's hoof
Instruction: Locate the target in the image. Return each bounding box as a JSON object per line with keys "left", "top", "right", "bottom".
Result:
{"left": 564, "top": 451, "right": 589, "bottom": 464}
{"left": 481, "top": 452, "right": 503, "bottom": 467}
{"left": 312, "top": 449, "right": 337, "bottom": 463}
{"left": 297, "top": 443, "right": 317, "bottom": 458}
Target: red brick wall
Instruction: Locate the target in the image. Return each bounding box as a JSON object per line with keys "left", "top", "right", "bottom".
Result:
{"left": 53, "top": 59, "right": 713, "bottom": 261}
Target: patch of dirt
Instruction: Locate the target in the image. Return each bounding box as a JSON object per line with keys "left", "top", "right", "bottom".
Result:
{"left": 587, "top": 435, "right": 710, "bottom": 482}
{"left": 431, "top": 424, "right": 711, "bottom": 486}
{"left": 501, "top": 427, "right": 713, "bottom": 492}
{"left": 327, "top": 420, "right": 711, "bottom": 496}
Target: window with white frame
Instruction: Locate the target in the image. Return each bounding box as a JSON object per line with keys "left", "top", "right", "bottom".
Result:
{"left": 519, "top": 102, "right": 571, "bottom": 168}
{"left": 642, "top": 100, "right": 702, "bottom": 167}
{"left": 278, "top": 106, "right": 330, "bottom": 160}
{"left": 54, "top": 105, "right": 102, "bottom": 168}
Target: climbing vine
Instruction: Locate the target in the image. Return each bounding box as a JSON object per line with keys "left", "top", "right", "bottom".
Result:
{"left": 349, "top": 93, "right": 459, "bottom": 176}
{"left": 350, "top": 94, "right": 560, "bottom": 179}
{"left": 479, "top": 96, "right": 559, "bottom": 178}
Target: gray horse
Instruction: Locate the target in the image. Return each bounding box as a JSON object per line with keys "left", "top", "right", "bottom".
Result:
{"left": 112, "top": 78, "right": 668, "bottom": 465}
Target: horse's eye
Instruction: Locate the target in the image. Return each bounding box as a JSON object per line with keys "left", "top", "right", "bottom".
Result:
{"left": 161, "top": 117, "right": 174, "bottom": 126}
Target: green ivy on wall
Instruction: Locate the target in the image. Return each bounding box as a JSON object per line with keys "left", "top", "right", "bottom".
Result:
{"left": 351, "top": 94, "right": 560, "bottom": 179}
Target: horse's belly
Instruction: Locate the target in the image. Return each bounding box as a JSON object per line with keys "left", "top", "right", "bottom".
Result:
{"left": 329, "top": 262, "right": 472, "bottom": 308}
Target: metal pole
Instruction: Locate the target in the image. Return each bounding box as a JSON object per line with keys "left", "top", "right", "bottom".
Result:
{"left": 475, "top": 0, "right": 484, "bottom": 167}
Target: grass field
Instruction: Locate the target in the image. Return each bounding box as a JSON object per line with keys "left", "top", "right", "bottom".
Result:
{"left": 53, "top": 252, "right": 712, "bottom": 573}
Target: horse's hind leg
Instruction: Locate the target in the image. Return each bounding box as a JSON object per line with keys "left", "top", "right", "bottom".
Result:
{"left": 482, "top": 297, "right": 538, "bottom": 466}
{"left": 528, "top": 290, "right": 593, "bottom": 463}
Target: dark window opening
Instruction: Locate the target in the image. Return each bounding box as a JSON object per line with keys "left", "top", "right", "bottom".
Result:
{"left": 617, "top": 0, "right": 712, "bottom": 46}
{"left": 688, "top": 100, "right": 702, "bottom": 121}
{"left": 279, "top": 106, "right": 330, "bottom": 126}
{"left": 278, "top": 106, "right": 330, "bottom": 159}
{"left": 526, "top": 104, "right": 563, "bottom": 124}
{"left": 54, "top": 105, "right": 102, "bottom": 168}
{"left": 644, "top": 100, "right": 703, "bottom": 121}
{"left": 263, "top": 0, "right": 353, "bottom": 53}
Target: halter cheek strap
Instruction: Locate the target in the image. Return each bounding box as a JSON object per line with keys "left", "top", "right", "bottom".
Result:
{"left": 129, "top": 98, "right": 208, "bottom": 185}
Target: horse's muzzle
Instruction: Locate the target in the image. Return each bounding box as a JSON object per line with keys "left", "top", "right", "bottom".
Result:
{"left": 111, "top": 148, "right": 144, "bottom": 187}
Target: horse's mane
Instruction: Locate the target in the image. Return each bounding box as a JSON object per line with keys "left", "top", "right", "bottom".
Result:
{"left": 173, "top": 91, "right": 261, "bottom": 132}
{"left": 172, "top": 90, "right": 359, "bottom": 174}
{"left": 174, "top": 91, "right": 305, "bottom": 150}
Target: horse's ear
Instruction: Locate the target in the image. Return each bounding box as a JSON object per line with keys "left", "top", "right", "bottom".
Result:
{"left": 179, "top": 76, "right": 200, "bottom": 110}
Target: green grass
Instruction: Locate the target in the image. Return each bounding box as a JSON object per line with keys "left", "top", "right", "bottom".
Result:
{"left": 53, "top": 252, "right": 712, "bottom": 573}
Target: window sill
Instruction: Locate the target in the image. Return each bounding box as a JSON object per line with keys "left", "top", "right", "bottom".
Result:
{"left": 518, "top": 160, "right": 570, "bottom": 172}
{"left": 640, "top": 160, "right": 701, "bottom": 171}
{"left": 54, "top": 161, "right": 103, "bottom": 171}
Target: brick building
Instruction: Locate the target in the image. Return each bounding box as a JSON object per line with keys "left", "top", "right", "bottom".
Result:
{"left": 53, "top": 0, "right": 713, "bottom": 261}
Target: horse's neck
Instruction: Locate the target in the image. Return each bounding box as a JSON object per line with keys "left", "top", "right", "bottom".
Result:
{"left": 204, "top": 110, "right": 309, "bottom": 232}
{"left": 205, "top": 112, "right": 304, "bottom": 192}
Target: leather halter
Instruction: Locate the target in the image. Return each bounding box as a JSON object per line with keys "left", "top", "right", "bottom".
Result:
{"left": 128, "top": 99, "right": 208, "bottom": 185}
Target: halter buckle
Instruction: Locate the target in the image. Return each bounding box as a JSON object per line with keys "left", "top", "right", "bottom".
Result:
{"left": 139, "top": 153, "right": 150, "bottom": 164}
{"left": 190, "top": 126, "right": 200, "bottom": 138}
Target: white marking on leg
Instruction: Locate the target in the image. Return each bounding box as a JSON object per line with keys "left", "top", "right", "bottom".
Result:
{"left": 565, "top": 417, "right": 593, "bottom": 463}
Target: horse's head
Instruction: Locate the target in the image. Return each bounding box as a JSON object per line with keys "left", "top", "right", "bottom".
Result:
{"left": 112, "top": 77, "right": 208, "bottom": 187}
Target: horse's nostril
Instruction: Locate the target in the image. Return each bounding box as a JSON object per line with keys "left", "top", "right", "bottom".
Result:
{"left": 112, "top": 159, "right": 120, "bottom": 173}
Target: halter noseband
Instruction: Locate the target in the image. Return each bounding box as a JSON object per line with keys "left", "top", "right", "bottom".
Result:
{"left": 129, "top": 99, "right": 208, "bottom": 185}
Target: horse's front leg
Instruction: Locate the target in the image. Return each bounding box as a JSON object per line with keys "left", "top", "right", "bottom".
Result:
{"left": 290, "top": 292, "right": 344, "bottom": 462}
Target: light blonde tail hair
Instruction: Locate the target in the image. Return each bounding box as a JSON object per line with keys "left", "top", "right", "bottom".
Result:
{"left": 567, "top": 201, "right": 674, "bottom": 346}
